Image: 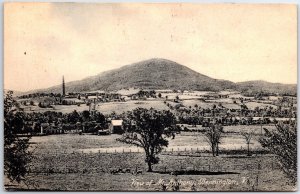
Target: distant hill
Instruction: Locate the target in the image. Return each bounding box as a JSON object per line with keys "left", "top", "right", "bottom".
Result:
{"left": 4, "top": 89, "right": 24, "bottom": 97}
{"left": 24, "top": 58, "right": 296, "bottom": 95}
{"left": 236, "top": 80, "right": 297, "bottom": 96}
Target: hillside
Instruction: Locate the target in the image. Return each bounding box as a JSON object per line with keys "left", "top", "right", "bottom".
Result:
{"left": 29, "top": 58, "right": 237, "bottom": 93}
{"left": 4, "top": 89, "right": 23, "bottom": 96}
{"left": 236, "top": 80, "right": 297, "bottom": 96}
{"left": 24, "top": 58, "right": 296, "bottom": 95}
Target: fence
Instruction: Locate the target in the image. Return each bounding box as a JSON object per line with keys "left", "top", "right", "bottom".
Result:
{"left": 29, "top": 145, "right": 278, "bottom": 175}
{"left": 32, "top": 145, "right": 266, "bottom": 155}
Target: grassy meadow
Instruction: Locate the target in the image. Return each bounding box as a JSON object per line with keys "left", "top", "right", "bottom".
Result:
{"left": 5, "top": 128, "right": 295, "bottom": 191}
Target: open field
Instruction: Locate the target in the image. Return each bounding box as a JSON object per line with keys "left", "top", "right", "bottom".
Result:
{"left": 160, "top": 93, "right": 204, "bottom": 100}
{"left": 8, "top": 153, "right": 294, "bottom": 191}
{"left": 181, "top": 100, "right": 214, "bottom": 109}
{"left": 21, "top": 89, "right": 290, "bottom": 115}
{"left": 95, "top": 100, "right": 169, "bottom": 114}
{"left": 245, "top": 102, "right": 277, "bottom": 110}
{"left": 24, "top": 100, "right": 170, "bottom": 114}
{"left": 23, "top": 104, "right": 90, "bottom": 113}
{"left": 27, "top": 125, "right": 276, "bottom": 154}
{"left": 5, "top": 131, "right": 295, "bottom": 191}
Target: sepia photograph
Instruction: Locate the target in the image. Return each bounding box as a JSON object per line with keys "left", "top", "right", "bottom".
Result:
{"left": 3, "top": 2, "right": 297, "bottom": 191}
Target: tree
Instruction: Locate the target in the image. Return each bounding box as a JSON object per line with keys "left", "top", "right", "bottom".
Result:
{"left": 158, "top": 93, "right": 162, "bottom": 98}
{"left": 259, "top": 121, "right": 297, "bottom": 184}
{"left": 81, "top": 110, "right": 90, "bottom": 121}
{"left": 4, "top": 91, "right": 32, "bottom": 183}
{"left": 68, "top": 110, "right": 81, "bottom": 124}
{"left": 117, "top": 108, "right": 176, "bottom": 172}
{"left": 38, "top": 102, "right": 43, "bottom": 108}
{"left": 204, "top": 123, "right": 223, "bottom": 156}
{"left": 241, "top": 130, "right": 254, "bottom": 156}
{"left": 92, "top": 112, "right": 106, "bottom": 124}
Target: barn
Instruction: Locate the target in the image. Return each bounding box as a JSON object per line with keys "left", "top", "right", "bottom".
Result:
{"left": 109, "top": 120, "right": 123, "bottom": 134}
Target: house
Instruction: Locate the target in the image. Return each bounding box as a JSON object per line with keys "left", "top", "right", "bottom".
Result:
{"left": 109, "top": 120, "right": 123, "bottom": 134}
{"left": 40, "top": 123, "right": 64, "bottom": 135}
{"left": 219, "top": 94, "right": 229, "bottom": 98}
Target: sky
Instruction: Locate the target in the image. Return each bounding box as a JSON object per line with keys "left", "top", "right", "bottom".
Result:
{"left": 4, "top": 3, "right": 297, "bottom": 92}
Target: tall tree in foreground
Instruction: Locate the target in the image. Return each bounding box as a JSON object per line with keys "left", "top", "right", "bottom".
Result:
{"left": 259, "top": 121, "right": 297, "bottom": 184}
{"left": 204, "top": 123, "right": 223, "bottom": 157}
{"left": 117, "top": 108, "right": 176, "bottom": 172}
{"left": 4, "top": 91, "right": 32, "bottom": 183}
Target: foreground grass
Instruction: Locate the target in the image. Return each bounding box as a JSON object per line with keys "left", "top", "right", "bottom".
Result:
{"left": 4, "top": 132, "right": 295, "bottom": 191}
{"left": 5, "top": 152, "right": 295, "bottom": 191}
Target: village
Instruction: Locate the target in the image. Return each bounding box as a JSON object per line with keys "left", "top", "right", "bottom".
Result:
{"left": 3, "top": 1, "right": 297, "bottom": 191}
{"left": 14, "top": 76, "right": 296, "bottom": 137}
{"left": 7, "top": 82, "right": 296, "bottom": 191}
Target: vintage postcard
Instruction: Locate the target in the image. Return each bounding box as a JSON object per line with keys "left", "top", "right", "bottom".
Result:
{"left": 3, "top": 3, "right": 297, "bottom": 191}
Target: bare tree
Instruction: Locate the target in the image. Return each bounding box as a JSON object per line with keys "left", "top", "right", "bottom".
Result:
{"left": 241, "top": 130, "right": 254, "bottom": 156}
{"left": 204, "top": 123, "right": 223, "bottom": 156}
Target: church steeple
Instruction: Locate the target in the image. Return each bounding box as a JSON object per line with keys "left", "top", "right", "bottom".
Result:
{"left": 62, "top": 76, "right": 66, "bottom": 96}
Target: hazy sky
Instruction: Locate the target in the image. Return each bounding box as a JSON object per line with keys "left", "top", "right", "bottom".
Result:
{"left": 4, "top": 3, "right": 297, "bottom": 92}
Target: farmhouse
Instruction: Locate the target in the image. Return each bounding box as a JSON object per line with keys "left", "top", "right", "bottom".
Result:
{"left": 109, "top": 120, "right": 123, "bottom": 134}
{"left": 40, "top": 123, "right": 64, "bottom": 135}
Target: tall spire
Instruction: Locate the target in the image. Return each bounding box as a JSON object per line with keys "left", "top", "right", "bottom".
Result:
{"left": 62, "top": 76, "right": 65, "bottom": 96}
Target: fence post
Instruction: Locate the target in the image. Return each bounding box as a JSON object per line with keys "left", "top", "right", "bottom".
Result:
{"left": 115, "top": 149, "right": 117, "bottom": 153}
{"left": 271, "top": 162, "right": 274, "bottom": 170}
{"left": 130, "top": 149, "right": 131, "bottom": 153}
{"left": 171, "top": 148, "right": 173, "bottom": 153}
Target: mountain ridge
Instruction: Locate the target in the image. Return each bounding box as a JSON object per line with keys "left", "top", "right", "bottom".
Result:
{"left": 19, "top": 58, "right": 297, "bottom": 95}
